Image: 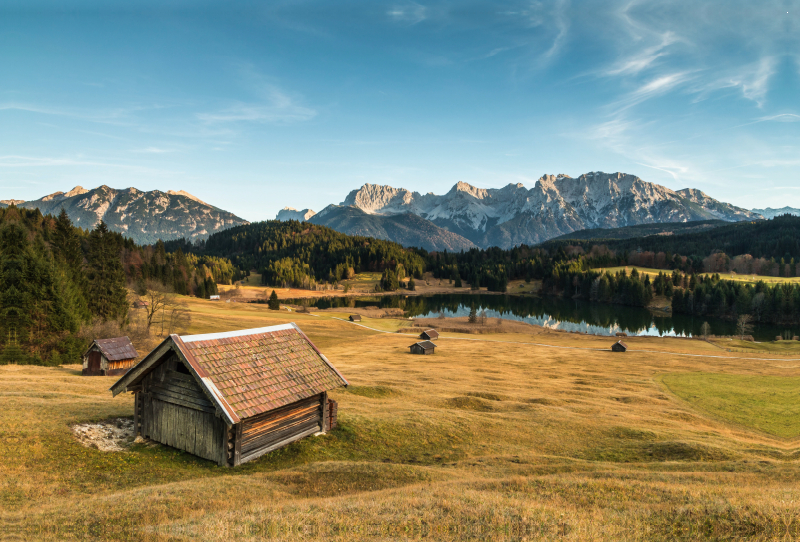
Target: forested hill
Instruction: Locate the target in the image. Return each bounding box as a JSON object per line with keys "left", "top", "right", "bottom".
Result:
{"left": 171, "top": 220, "right": 427, "bottom": 287}
{"left": 542, "top": 216, "right": 800, "bottom": 261}
{"left": 545, "top": 220, "right": 729, "bottom": 243}
{"left": 0, "top": 206, "right": 236, "bottom": 365}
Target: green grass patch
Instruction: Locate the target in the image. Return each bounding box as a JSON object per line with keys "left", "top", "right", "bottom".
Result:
{"left": 661, "top": 373, "right": 800, "bottom": 438}
{"left": 344, "top": 385, "right": 400, "bottom": 398}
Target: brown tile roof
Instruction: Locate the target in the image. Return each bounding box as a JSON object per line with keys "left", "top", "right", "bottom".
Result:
{"left": 89, "top": 337, "right": 138, "bottom": 361}
{"left": 410, "top": 341, "right": 436, "bottom": 350}
{"left": 176, "top": 324, "right": 347, "bottom": 421}
{"left": 421, "top": 329, "right": 439, "bottom": 339}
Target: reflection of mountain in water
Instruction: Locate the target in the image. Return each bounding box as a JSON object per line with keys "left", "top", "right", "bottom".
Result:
{"left": 281, "top": 293, "right": 793, "bottom": 341}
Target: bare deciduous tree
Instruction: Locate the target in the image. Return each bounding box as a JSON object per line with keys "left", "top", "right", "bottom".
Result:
{"left": 700, "top": 321, "right": 711, "bottom": 339}
{"left": 736, "top": 314, "right": 753, "bottom": 340}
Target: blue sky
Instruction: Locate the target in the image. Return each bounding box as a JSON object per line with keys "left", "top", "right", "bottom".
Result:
{"left": 1, "top": 0, "right": 798, "bottom": 221}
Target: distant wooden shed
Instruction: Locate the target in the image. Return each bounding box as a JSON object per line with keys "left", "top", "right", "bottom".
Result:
{"left": 132, "top": 300, "right": 149, "bottom": 309}
{"left": 611, "top": 340, "right": 628, "bottom": 352}
{"left": 409, "top": 341, "right": 436, "bottom": 355}
{"left": 83, "top": 337, "right": 138, "bottom": 376}
{"left": 420, "top": 329, "right": 439, "bottom": 341}
{"left": 349, "top": 315, "right": 362, "bottom": 322}
{"left": 110, "top": 323, "right": 348, "bottom": 467}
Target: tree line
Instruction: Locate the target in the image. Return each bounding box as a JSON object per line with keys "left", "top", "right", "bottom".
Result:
{"left": 0, "top": 206, "right": 230, "bottom": 365}
{"left": 182, "top": 220, "right": 427, "bottom": 289}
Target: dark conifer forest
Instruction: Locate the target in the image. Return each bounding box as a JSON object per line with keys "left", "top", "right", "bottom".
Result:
{"left": 0, "top": 206, "right": 232, "bottom": 364}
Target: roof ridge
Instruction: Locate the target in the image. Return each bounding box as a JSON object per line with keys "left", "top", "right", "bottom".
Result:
{"left": 180, "top": 323, "right": 296, "bottom": 343}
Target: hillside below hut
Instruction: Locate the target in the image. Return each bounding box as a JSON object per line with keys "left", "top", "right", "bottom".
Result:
{"left": 109, "top": 323, "right": 348, "bottom": 466}
{"left": 83, "top": 337, "right": 138, "bottom": 376}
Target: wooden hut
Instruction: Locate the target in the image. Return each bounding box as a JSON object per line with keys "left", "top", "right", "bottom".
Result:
{"left": 409, "top": 341, "right": 436, "bottom": 355}
{"left": 109, "top": 323, "right": 348, "bottom": 467}
{"left": 132, "top": 300, "right": 149, "bottom": 309}
{"left": 420, "top": 329, "right": 439, "bottom": 341}
{"left": 83, "top": 337, "right": 138, "bottom": 376}
{"left": 611, "top": 340, "right": 628, "bottom": 352}
{"left": 349, "top": 315, "right": 362, "bottom": 322}
{"left": 615, "top": 332, "right": 627, "bottom": 337}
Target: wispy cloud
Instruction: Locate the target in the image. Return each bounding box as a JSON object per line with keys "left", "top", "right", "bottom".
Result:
{"left": 692, "top": 57, "right": 776, "bottom": 107}
{"left": 602, "top": 32, "right": 679, "bottom": 76}
{"left": 197, "top": 65, "right": 316, "bottom": 125}
{"left": 387, "top": 2, "right": 428, "bottom": 25}
{"left": 130, "top": 147, "right": 175, "bottom": 154}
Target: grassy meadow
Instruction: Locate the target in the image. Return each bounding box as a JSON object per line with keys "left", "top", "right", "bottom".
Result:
{"left": 4, "top": 296, "right": 800, "bottom": 539}
{"left": 596, "top": 266, "right": 800, "bottom": 285}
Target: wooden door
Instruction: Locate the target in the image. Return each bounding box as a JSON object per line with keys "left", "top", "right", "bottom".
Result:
{"left": 88, "top": 350, "right": 102, "bottom": 372}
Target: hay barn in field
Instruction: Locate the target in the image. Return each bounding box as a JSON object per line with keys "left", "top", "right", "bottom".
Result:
{"left": 109, "top": 323, "right": 348, "bottom": 466}
{"left": 83, "top": 337, "right": 138, "bottom": 376}
{"left": 419, "top": 329, "right": 439, "bottom": 340}
{"left": 409, "top": 341, "right": 436, "bottom": 355}
{"left": 349, "top": 315, "right": 362, "bottom": 322}
{"left": 611, "top": 341, "right": 628, "bottom": 352}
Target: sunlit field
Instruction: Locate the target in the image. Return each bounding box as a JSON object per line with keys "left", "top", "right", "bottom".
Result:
{"left": 596, "top": 266, "right": 800, "bottom": 285}
{"left": 3, "top": 296, "right": 800, "bottom": 540}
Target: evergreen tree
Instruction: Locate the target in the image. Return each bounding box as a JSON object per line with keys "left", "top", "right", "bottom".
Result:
{"left": 268, "top": 290, "right": 280, "bottom": 310}
{"left": 468, "top": 304, "right": 477, "bottom": 324}
{"left": 86, "top": 221, "right": 128, "bottom": 322}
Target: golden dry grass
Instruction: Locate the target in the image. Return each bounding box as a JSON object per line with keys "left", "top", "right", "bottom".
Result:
{"left": 4, "top": 297, "right": 800, "bottom": 540}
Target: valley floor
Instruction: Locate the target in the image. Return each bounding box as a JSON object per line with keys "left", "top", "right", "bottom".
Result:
{"left": 3, "top": 298, "right": 800, "bottom": 540}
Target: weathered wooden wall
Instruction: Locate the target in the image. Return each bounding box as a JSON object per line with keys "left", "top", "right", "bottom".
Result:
{"left": 237, "top": 394, "right": 324, "bottom": 465}
{"left": 138, "top": 354, "right": 228, "bottom": 465}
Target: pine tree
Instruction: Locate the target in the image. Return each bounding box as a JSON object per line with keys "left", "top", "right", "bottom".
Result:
{"left": 468, "top": 304, "right": 477, "bottom": 324}
{"left": 86, "top": 221, "right": 128, "bottom": 322}
{"left": 268, "top": 290, "right": 280, "bottom": 310}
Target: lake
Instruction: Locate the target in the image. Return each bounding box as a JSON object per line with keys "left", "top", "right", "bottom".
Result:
{"left": 282, "top": 293, "right": 796, "bottom": 342}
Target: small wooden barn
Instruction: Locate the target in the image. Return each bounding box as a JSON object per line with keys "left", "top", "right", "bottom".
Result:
{"left": 611, "top": 340, "right": 628, "bottom": 352}
{"left": 83, "top": 337, "right": 138, "bottom": 376}
{"left": 420, "top": 329, "right": 439, "bottom": 341}
{"left": 132, "top": 300, "right": 149, "bottom": 309}
{"left": 615, "top": 332, "right": 627, "bottom": 337}
{"left": 349, "top": 315, "right": 362, "bottom": 322}
{"left": 409, "top": 341, "right": 436, "bottom": 355}
{"left": 109, "top": 323, "right": 347, "bottom": 466}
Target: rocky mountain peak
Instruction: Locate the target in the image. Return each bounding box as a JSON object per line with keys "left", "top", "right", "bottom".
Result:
{"left": 15, "top": 185, "right": 247, "bottom": 244}
{"left": 294, "top": 171, "right": 761, "bottom": 249}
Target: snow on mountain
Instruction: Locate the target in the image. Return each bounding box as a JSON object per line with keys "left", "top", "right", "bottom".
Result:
{"left": 276, "top": 207, "right": 316, "bottom": 222}
{"left": 750, "top": 207, "right": 800, "bottom": 219}
{"left": 329, "top": 171, "right": 760, "bottom": 248}
{"left": 13, "top": 185, "right": 247, "bottom": 244}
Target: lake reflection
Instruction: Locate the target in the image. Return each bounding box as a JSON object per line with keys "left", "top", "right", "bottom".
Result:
{"left": 282, "top": 293, "right": 795, "bottom": 342}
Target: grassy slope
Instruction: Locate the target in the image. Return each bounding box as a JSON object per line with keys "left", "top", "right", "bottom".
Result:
{"left": 661, "top": 373, "right": 800, "bottom": 439}
{"left": 596, "top": 266, "right": 800, "bottom": 285}
{"left": 4, "top": 298, "right": 800, "bottom": 539}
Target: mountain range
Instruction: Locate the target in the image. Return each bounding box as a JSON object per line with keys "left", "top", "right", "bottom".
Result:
{"left": 750, "top": 207, "right": 800, "bottom": 220}
{"left": 0, "top": 186, "right": 247, "bottom": 245}
{"left": 277, "top": 172, "right": 760, "bottom": 250}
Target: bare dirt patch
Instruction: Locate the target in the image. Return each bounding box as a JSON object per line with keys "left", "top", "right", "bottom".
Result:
{"left": 71, "top": 418, "right": 135, "bottom": 452}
